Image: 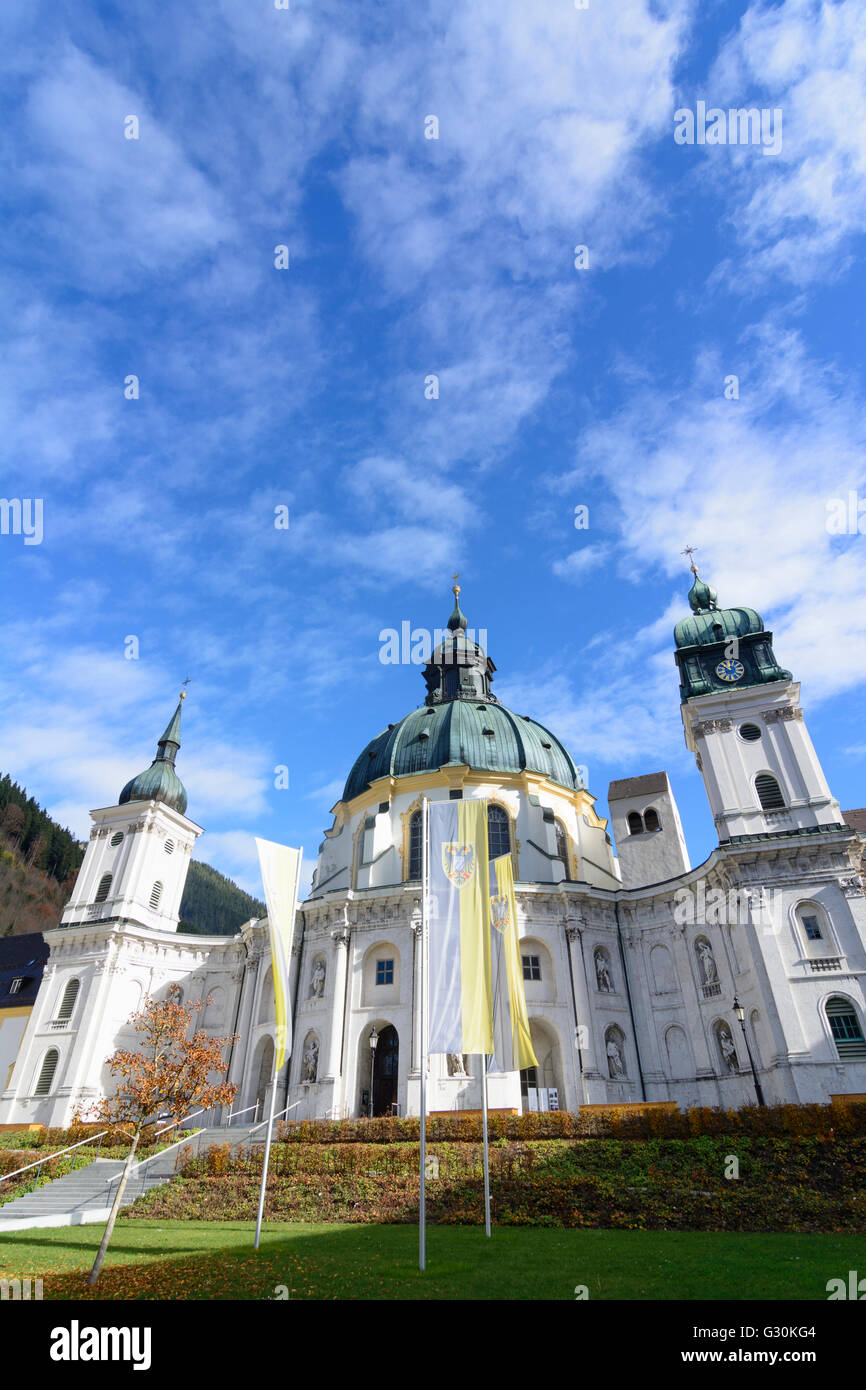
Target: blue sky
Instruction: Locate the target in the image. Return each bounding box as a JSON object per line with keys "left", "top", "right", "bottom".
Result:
{"left": 1, "top": 0, "right": 864, "bottom": 897}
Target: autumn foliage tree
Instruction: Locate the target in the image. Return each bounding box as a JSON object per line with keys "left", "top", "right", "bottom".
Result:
{"left": 85, "top": 984, "right": 238, "bottom": 1287}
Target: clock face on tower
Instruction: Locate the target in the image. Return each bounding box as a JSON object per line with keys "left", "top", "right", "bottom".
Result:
{"left": 715, "top": 658, "right": 745, "bottom": 683}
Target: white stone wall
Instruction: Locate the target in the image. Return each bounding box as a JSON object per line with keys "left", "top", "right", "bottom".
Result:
{"left": 61, "top": 800, "right": 202, "bottom": 935}
{"left": 683, "top": 682, "right": 843, "bottom": 841}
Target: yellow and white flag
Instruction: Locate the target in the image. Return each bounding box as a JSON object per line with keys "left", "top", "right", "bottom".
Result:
{"left": 255, "top": 838, "right": 303, "bottom": 1072}
{"left": 489, "top": 853, "right": 537, "bottom": 1072}
{"left": 427, "top": 800, "right": 493, "bottom": 1055}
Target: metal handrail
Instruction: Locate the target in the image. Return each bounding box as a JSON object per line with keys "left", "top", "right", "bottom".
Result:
{"left": 103, "top": 1109, "right": 207, "bottom": 1186}
{"left": 245, "top": 1104, "right": 292, "bottom": 1139}
{"left": 0, "top": 1130, "right": 112, "bottom": 1186}
{"left": 105, "top": 1130, "right": 204, "bottom": 1186}
{"left": 155, "top": 1107, "right": 205, "bottom": 1138}
{"left": 226, "top": 1102, "right": 261, "bottom": 1125}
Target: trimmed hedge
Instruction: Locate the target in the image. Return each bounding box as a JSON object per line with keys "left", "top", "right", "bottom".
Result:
{"left": 124, "top": 1133, "right": 866, "bottom": 1233}
{"left": 275, "top": 1100, "right": 866, "bottom": 1145}
{"left": 0, "top": 1122, "right": 157, "bottom": 1152}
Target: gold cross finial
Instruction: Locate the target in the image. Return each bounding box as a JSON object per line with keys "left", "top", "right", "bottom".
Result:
{"left": 452, "top": 572, "right": 461, "bottom": 598}
{"left": 180, "top": 676, "right": 191, "bottom": 701}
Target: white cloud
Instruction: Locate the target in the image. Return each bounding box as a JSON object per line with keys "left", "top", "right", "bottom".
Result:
{"left": 552, "top": 545, "right": 611, "bottom": 582}
{"left": 20, "top": 45, "right": 231, "bottom": 292}
{"left": 705, "top": 0, "right": 866, "bottom": 286}
{"left": 552, "top": 326, "right": 866, "bottom": 706}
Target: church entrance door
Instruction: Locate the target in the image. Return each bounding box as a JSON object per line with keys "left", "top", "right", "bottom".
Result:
{"left": 372, "top": 1025, "right": 399, "bottom": 1116}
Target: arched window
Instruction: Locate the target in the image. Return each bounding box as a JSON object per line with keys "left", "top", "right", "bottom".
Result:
{"left": 627, "top": 811, "right": 643, "bottom": 835}
{"left": 95, "top": 872, "right": 112, "bottom": 903}
{"left": 644, "top": 807, "right": 660, "bottom": 832}
{"left": 487, "top": 804, "right": 510, "bottom": 860}
{"left": 794, "top": 902, "right": 831, "bottom": 954}
{"left": 755, "top": 773, "right": 785, "bottom": 810}
{"left": 408, "top": 810, "right": 422, "bottom": 880}
{"left": 35, "top": 1049, "right": 59, "bottom": 1097}
{"left": 150, "top": 881, "right": 163, "bottom": 910}
{"left": 554, "top": 819, "right": 569, "bottom": 877}
{"left": 57, "top": 979, "right": 80, "bottom": 1021}
{"left": 826, "top": 997, "right": 866, "bottom": 1059}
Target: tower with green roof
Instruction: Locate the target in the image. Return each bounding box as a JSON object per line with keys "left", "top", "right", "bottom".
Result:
{"left": 674, "top": 559, "right": 843, "bottom": 843}
{"left": 59, "top": 692, "right": 202, "bottom": 934}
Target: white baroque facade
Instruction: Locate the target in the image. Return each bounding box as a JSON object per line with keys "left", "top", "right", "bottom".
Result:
{"left": 2, "top": 575, "right": 866, "bottom": 1129}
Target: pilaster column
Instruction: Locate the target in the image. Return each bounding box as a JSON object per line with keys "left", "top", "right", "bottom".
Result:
{"left": 324, "top": 928, "right": 350, "bottom": 1082}
{"left": 566, "top": 918, "right": 599, "bottom": 1089}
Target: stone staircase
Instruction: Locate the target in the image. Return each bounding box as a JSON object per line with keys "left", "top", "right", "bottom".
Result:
{"left": 0, "top": 1125, "right": 261, "bottom": 1233}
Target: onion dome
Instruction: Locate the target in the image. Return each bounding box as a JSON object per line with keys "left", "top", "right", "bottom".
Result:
{"left": 343, "top": 584, "right": 585, "bottom": 801}
{"left": 119, "top": 694, "right": 189, "bottom": 814}
{"left": 672, "top": 560, "right": 790, "bottom": 699}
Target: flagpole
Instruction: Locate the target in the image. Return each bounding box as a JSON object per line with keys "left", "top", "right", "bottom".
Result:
{"left": 419, "top": 795, "right": 428, "bottom": 1272}
{"left": 254, "top": 846, "right": 303, "bottom": 1252}
{"left": 254, "top": 1052, "right": 278, "bottom": 1250}
{"left": 481, "top": 1052, "right": 491, "bottom": 1237}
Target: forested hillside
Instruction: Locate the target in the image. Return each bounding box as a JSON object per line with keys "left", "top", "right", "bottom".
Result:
{"left": 179, "top": 860, "right": 265, "bottom": 936}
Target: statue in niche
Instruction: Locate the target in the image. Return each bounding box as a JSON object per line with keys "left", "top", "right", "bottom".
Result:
{"left": 302, "top": 1036, "right": 319, "bottom": 1083}
{"left": 595, "top": 950, "right": 613, "bottom": 993}
{"left": 310, "top": 959, "right": 326, "bottom": 999}
{"left": 606, "top": 1036, "right": 626, "bottom": 1078}
{"left": 717, "top": 1026, "right": 738, "bottom": 1073}
{"left": 447, "top": 1053, "right": 469, "bottom": 1077}
{"left": 696, "top": 939, "right": 718, "bottom": 985}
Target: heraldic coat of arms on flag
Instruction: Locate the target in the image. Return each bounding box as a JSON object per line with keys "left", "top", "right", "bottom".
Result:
{"left": 442, "top": 841, "right": 475, "bottom": 887}
{"left": 489, "top": 893, "right": 509, "bottom": 934}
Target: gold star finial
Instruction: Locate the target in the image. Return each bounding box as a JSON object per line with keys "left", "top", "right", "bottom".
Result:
{"left": 682, "top": 546, "right": 699, "bottom": 576}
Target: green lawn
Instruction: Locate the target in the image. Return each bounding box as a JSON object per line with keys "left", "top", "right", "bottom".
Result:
{"left": 1, "top": 1222, "right": 862, "bottom": 1300}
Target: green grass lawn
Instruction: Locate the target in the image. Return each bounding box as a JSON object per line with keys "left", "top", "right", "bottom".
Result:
{"left": 1, "top": 1222, "right": 862, "bottom": 1300}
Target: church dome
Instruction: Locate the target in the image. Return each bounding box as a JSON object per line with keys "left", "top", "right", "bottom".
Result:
{"left": 343, "top": 586, "right": 584, "bottom": 801}
{"left": 119, "top": 696, "right": 189, "bottom": 815}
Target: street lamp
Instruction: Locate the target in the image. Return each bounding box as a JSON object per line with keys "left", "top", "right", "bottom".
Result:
{"left": 733, "top": 996, "right": 765, "bottom": 1107}
{"left": 368, "top": 1027, "right": 379, "bottom": 1119}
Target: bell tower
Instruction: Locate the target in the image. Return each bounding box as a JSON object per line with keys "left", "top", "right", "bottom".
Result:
{"left": 674, "top": 555, "right": 843, "bottom": 844}
{"left": 60, "top": 693, "right": 202, "bottom": 934}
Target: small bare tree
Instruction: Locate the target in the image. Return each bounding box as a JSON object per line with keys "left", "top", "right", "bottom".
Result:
{"left": 85, "top": 984, "right": 238, "bottom": 1287}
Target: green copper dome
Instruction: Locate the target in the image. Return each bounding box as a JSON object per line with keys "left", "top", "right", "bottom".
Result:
{"left": 674, "top": 605, "right": 764, "bottom": 649}
{"left": 343, "top": 700, "right": 584, "bottom": 802}
{"left": 119, "top": 697, "right": 189, "bottom": 815}
{"left": 343, "top": 587, "right": 584, "bottom": 801}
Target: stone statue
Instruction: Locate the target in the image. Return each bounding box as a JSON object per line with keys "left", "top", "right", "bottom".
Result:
{"left": 447, "top": 1053, "right": 469, "bottom": 1077}
{"left": 697, "top": 940, "right": 718, "bottom": 985}
{"left": 606, "top": 1037, "right": 626, "bottom": 1078}
{"left": 595, "top": 950, "right": 613, "bottom": 992}
{"left": 718, "top": 1026, "right": 738, "bottom": 1073}
{"left": 310, "top": 959, "right": 326, "bottom": 999}
{"left": 302, "top": 1036, "right": 319, "bottom": 1083}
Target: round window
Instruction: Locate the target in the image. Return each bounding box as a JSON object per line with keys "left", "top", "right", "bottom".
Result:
{"left": 739, "top": 723, "right": 762, "bottom": 742}
{"left": 110, "top": 831, "right": 123, "bottom": 847}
